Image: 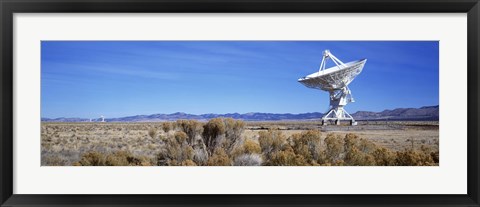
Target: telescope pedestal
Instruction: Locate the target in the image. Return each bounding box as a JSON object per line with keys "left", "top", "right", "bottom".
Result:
{"left": 321, "top": 107, "right": 357, "bottom": 126}
{"left": 321, "top": 88, "right": 357, "bottom": 126}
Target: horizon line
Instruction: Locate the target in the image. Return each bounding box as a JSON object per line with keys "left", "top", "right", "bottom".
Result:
{"left": 42, "top": 104, "right": 439, "bottom": 120}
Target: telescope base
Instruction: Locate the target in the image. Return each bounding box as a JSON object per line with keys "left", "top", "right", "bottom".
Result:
{"left": 321, "top": 107, "right": 357, "bottom": 126}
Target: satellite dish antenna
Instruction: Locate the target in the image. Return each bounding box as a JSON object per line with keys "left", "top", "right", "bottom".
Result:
{"left": 100, "top": 115, "right": 105, "bottom": 122}
{"left": 298, "top": 50, "right": 366, "bottom": 126}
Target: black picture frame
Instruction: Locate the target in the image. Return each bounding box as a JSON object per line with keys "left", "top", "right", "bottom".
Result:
{"left": 1, "top": 0, "right": 479, "bottom": 206}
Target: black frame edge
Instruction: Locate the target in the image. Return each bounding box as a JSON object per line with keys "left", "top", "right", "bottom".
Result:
{"left": 0, "top": 0, "right": 13, "bottom": 206}
{"left": 0, "top": 0, "right": 478, "bottom": 13}
{"left": 2, "top": 194, "right": 480, "bottom": 207}
{"left": 1, "top": 0, "right": 480, "bottom": 206}
{"left": 468, "top": 1, "right": 480, "bottom": 205}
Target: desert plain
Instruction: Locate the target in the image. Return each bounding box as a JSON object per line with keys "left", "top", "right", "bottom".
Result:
{"left": 41, "top": 119, "right": 439, "bottom": 166}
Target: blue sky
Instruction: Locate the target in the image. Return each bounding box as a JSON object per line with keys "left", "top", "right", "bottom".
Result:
{"left": 41, "top": 41, "right": 439, "bottom": 118}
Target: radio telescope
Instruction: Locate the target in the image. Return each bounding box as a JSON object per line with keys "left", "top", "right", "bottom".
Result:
{"left": 298, "top": 50, "right": 366, "bottom": 126}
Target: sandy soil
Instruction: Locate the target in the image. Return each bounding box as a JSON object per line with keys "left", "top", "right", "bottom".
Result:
{"left": 243, "top": 128, "right": 438, "bottom": 151}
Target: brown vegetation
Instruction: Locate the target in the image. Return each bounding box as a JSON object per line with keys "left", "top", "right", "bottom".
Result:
{"left": 73, "top": 151, "right": 152, "bottom": 166}
{"left": 41, "top": 119, "right": 439, "bottom": 166}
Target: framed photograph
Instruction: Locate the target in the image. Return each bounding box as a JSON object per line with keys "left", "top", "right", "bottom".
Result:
{"left": 1, "top": 0, "right": 479, "bottom": 206}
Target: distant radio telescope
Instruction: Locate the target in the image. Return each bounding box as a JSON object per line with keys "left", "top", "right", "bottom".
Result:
{"left": 298, "top": 50, "right": 366, "bottom": 126}
{"left": 100, "top": 115, "right": 105, "bottom": 122}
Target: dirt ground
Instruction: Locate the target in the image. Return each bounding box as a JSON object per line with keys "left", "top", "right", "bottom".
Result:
{"left": 244, "top": 120, "right": 439, "bottom": 151}
{"left": 244, "top": 129, "right": 438, "bottom": 151}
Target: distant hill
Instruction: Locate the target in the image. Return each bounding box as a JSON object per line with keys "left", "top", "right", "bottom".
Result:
{"left": 105, "top": 112, "right": 324, "bottom": 122}
{"left": 352, "top": 105, "right": 439, "bottom": 121}
{"left": 41, "top": 105, "right": 439, "bottom": 122}
{"left": 41, "top": 117, "right": 91, "bottom": 122}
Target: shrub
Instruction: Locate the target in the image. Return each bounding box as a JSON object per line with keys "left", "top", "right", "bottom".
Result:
{"left": 372, "top": 147, "right": 396, "bottom": 166}
{"left": 202, "top": 118, "right": 226, "bottom": 154}
{"left": 223, "top": 118, "right": 245, "bottom": 152}
{"left": 192, "top": 146, "right": 209, "bottom": 166}
{"left": 343, "top": 133, "right": 376, "bottom": 166}
{"left": 231, "top": 138, "right": 262, "bottom": 162}
{"left": 181, "top": 159, "right": 197, "bottom": 166}
{"left": 148, "top": 128, "right": 157, "bottom": 139}
{"left": 291, "top": 130, "right": 322, "bottom": 164}
{"left": 105, "top": 151, "right": 152, "bottom": 166}
{"left": 430, "top": 151, "right": 439, "bottom": 164}
{"left": 268, "top": 146, "right": 307, "bottom": 166}
{"left": 261, "top": 130, "right": 322, "bottom": 166}
{"left": 258, "top": 130, "right": 286, "bottom": 159}
{"left": 176, "top": 120, "right": 203, "bottom": 145}
{"left": 233, "top": 154, "right": 263, "bottom": 166}
{"left": 162, "top": 122, "right": 173, "bottom": 133}
{"left": 174, "top": 131, "right": 188, "bottom": 144}
{"left": 207, "top": 148, "right": 231, "bottom": 166}
{"left": 74, "top": 151, "right": 152, "bottom": 166}
{"left": 240, "top": 139, "right": 261, "bottom": 154}
{"left": 324, "top": 133, "right": 344, "bottom": 163}
{"left": 344, "top": 145, "right": 376, "bottom": 166}
{"left": 420, "top": 145, "right": 439, "bottom": 165}
{"left": 202, "top": 118, "right": 246, "bottom": 155}
{"left": 395, "top": 149, "right": 435, "bottom": 166}
{"left": 156, "top": 132, "right": 195, "bottom": 166}
{"left": 344, "top": 133, "right": 359, "bottom": 153}
{"left": 105, "top": 151, "right": 132, "bottom": 166}
{"left": 75, "top": 151, "right": 106, "bottom": 166}
{"left": 358, "top": 138, "right": 377, "bottom": 154}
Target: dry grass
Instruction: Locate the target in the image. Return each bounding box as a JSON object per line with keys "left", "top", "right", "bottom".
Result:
{"left": 41, "top": 120, "right": 439, "bottom": 166}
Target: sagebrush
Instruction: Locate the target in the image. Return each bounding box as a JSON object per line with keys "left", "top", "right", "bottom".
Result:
{"left": 42, "top": 119, "right": 439, "bottom": 166}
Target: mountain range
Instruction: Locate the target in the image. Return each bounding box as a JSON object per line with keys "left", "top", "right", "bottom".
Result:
{"left": 352, "top": 105, "right": 438, "bottom": 121}
{"left": 41, "top": 105, "right": 439, "bottom": 122}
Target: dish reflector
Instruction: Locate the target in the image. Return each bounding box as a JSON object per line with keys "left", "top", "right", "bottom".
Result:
{"left": 298, "top": 59, "right": 366, "bottom": 91}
